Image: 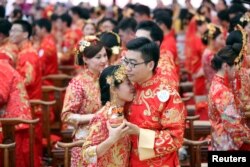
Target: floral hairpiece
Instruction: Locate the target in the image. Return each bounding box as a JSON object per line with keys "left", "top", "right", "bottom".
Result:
{"left": 234, "top": 24, "right": 248, "bottom": 65}
{"left": 240, "top": 12, "right": 250, "bottom": 23}
{"left": 106, "top": 65, "right": 126, "bottom": 87}
{"left": 111, "top": 46, "right": 120, "bottom": 55}
{"left": 202, "top": 23, "right": 222, "bottom": 41}
{"left": 207, "top": 23, "right": 216, "bottom": 38}
{"left": 75, "top": 35, "right": 99, "bottom": 65}
{"left": 76, "top": 36, "right": 99, "bottom": 53}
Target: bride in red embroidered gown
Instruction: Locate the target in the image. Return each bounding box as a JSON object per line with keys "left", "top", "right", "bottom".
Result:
{"left": 208, "top": 29, "right": 250, "bottom": 151}
{"left": 81, "top": 65, "right": 134, "bottom": 166}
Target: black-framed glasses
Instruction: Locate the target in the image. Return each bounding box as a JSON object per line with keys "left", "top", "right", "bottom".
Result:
{"left": 122, "top": 58, "right": 152, "bottom": 68}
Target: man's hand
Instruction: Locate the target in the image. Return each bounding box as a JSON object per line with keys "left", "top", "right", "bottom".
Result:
{"left": 125, "top": 121, "right": 140, "bottom": 136}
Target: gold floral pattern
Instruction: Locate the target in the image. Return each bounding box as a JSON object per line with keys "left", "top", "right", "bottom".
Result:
{"left": 208, "top": 74, "right": 250, "bottom": 150}
{"left": 61, "top": 68, "right": 101, "bottom": 167}
{"left": 81, "top": 102, "right": 130, "bottom": 166}
{"left": 128, "top": 71, "right": 186, "bottom": 166}
{"left": 16, "top": 41, "right": 42, "bottom": 99}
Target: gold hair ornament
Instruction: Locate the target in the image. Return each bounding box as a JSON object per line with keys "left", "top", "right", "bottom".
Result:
{"left": 111, "top": 46, "right": 121, "bottom": 55}
{"left": 108, "top": 31, "right": 121, "bottom": 45}
{"left": 234, "top": 24, "right": 248, "bottom": 66}
{"left": 240, "top": 12, "right": 250, "bottom": 23}
{"left": 106, "top": 65, "right": 127, "bottom": 87}
{"left": 75, "top": 36, "right": 99, "bottom": 65}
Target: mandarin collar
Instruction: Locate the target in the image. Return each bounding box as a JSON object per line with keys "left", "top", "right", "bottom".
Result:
{"left": 134, "top": 70, "right": 159, "bottom": 90}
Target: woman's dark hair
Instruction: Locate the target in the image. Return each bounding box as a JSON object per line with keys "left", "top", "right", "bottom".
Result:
{"left": 217, "top": 9, "right": 230, "bottom": 22}
{"left": 76, "top": 38, "right": 104, "bottom": 65}
{"left": 211, "top": 45, "right": 241, "bottom": 71}
{"left": 98, "top": 31, "right": 121, "bottom": 58}
{"left": 212, "top": 30, "right": 243, "bottom": 71}
{"left": 229, "top": 13, "right": 243, "bottom": 32}
{"left": 99, "top": 65, "right": 124, "bottom": 105}
{"left": 98, "top": 31, "right": 121, "bottom": 48}
{"left": 126, "top": 37, "right": 159, "bottom": 71}
{"left": 50, "top": 14, "right": 58, "bottom": 21}
{"left": 0, "top": 19, "right": 12, "bottom": 36}
{"left": 202, "top": 25, "right": 222, "bottom": 45}
{"left": 196, "top": 17, "right": 211, "bottom": 26}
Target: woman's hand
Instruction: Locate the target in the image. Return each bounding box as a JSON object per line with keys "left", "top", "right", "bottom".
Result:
{"left": 106, "top": 121, "right": 129, "bottom": 143}
{"left": 125, "top": 122, "right": 140, "bottom": 136}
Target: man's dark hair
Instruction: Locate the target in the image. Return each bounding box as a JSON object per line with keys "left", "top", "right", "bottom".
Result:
{"left": 118, "top": 18, "right": 137, "bottom": 32}
{"left": 153, "top": 8, "right": 173, "bottom": 18}
{"left": 97, "top": 18, "right": 117, "bottom": 31}
{"left": 50, "top": 13, "right": 59, "bottom": 22}
{"left": 136, "top": 20, "right": 163, "bottom": 43}
{"left": 134, "top": 4, "right": 150, "bottom": 17}
{"left": 0, "top": 5, "right": 5, "bottom": 18}
{"left": 12, "top": 8, "right": 23, "bottom": 20}
{"left": 60, "top": 13, "right": 72, "bottom": 27}
{"left": 126, "top": 37, "right": 159, "bottom": 71}
{"left": 70, "top": 6, "right": 90, "bottom": 20}
{"left": 0, "top": 19, "right": 12, "bottom": 36}
{"left": 154, "top": 11, "right": 172, "bottom": 30}
{"left": 13, "top": 20, "right": 32, "bottom": 38}
{"left": 34, "top": 18, "right": 52, "bottom": 33}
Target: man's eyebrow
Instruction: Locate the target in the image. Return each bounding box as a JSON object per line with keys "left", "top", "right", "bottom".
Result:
{"left": 128, "top": 58, "right": 137, "bottom": 62}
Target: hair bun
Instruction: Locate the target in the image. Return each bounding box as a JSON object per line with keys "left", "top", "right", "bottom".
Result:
{"left": 231, "top": 43, "right": 242, "bottom": 54}
{"left": 211, "top": 54, "right": 223, "bottom": 71}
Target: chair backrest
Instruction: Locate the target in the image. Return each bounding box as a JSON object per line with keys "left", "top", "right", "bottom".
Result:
{"left": 58, "top": 65, "right": 77, "bottom": 76}
{"left": 0, "top": 142, "right": 15, "bottom": 167}
{"left": 184, "top": 115, "right": 211, "bottom": 167}
{"left": 42, "top": 86, "right": 67, "bottom": 132}
{"left": 42, "top": 74, "right": 73, "bottom": 88}
{"left": 30, "top": 100, "right": 56, "bottom": 157}
{"left": 56, "top": 140, "right": 84, "bottom": 167}
{"left": 185, "top": 115, "right": 200, "bottom": 140}
{"left": 0, "top": 118, "right": 39, "bottom": 167}
{"left": 183, "top": 138, "right": 210, "bottom": 167}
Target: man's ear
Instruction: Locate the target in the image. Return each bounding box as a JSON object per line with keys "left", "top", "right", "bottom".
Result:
{"left": 23, "top": 32, "right": 29, "bottom": 39}
{"left": 147, "top": 60, "right": 155, "bottom": 71}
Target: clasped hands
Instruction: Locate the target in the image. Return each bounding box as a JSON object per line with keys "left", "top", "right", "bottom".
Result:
{"left": 106, "top": 119, "right": 140, "bottom": 142}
